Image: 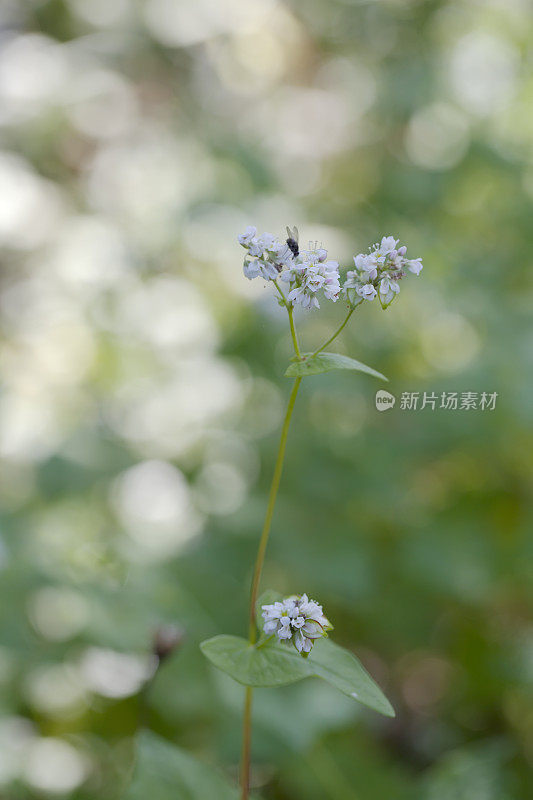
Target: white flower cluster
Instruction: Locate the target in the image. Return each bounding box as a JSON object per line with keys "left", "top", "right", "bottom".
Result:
{"left": 280, "top": 248, "right": 341, "bottom": 310}
{"left": 344, "top": 236, "right": 423, "bottom": 309}
{"left": 237, "top": 227, "right": 341, "bottom": 310}
{"left": 261, "top": 594, "right": 332, "bottom": 656}
{"left": 238, "top": 227, "right": 423, "bottom": 312}
{"left": 238, "top": 226, "right": 293, "bottom": 282}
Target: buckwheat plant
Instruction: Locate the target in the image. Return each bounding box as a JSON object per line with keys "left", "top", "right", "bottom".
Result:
{"left": 200, "top": 226, "right": 423, "bottom": 799}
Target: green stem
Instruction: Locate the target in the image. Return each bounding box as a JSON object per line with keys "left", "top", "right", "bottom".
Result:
{"left": 310, "top": 306, "right": 357, "bottom": 358}
{"left": 240, "top": 289, "right": 303, "bottom": 799}
{"left": 273, "top": 280, "right": 301, "bottom": 357}
{"left": 240, "top": 375, "right": 302, "bottom": 800}
{"left": 247, "top": 376, "right": 302, "bottom": 641}
{"left": 273, "top": 278, "right": 287, "bottom": 305}
{"left": 240, "top": 687, "right": 253, "bottom": 800}
{"left": 288, "top": 305, "right": 301, "bottom": 358}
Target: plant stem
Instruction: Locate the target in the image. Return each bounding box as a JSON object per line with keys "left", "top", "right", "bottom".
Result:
{"left": 310, "top": 306, "right": 357, "bottom": 358}
{"left": 248, "top": 376, "right": 302, "bottom": 642}
{"left": 240, "top": 290, "right": 304, "bottom": 799}
{"left": 240, "top": 375, "right": 302, "bottom": 799}
{"left": 273, "top": 278, "right": 287, "bottom": 305}
{"left": 240, "top": 687, "right": 253, "bottom": 800}
{"left": 288, "top": 305, "right": 301, "bottom": 358}
{"left": 273, "top": 279, "right": 301, "bottom": 359}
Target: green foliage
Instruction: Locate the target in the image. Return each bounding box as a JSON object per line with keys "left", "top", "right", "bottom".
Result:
{"left": 285, "top": 352, "right": 388, "bottom": 380}
{"left": 422, "top": 741, "right": 515, "bottom": 800}
{"left": 201, "top": 635, "right": 394, "bottom": 716}
{"left": 201, "top": 635, "right": 310, "bottom": 687}
{"left": 126, "top": 731, "right": 239, "bottom": 800}
{"left": 310, "top": 639, "right": 394, "bottom": 716}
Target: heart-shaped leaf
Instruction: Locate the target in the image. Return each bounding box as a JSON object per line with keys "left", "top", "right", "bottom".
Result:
{"left": 200, "top": 635, "right": 310, "bottom": 688}
{"left": 200, "top": 635, "right": 394, "bottom": 717}
{"left": 285, "top": 352, "right": 388, "bottom": 381}
{"left": 309, "top": 638, "right": 394, "bottom": 715}
{"left": 125, "top": 730, "right": 239, "bottom": 800}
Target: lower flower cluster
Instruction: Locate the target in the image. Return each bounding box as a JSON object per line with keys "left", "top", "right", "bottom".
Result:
{"left": 261, "top": 594, "right": 332, "bottom": 656}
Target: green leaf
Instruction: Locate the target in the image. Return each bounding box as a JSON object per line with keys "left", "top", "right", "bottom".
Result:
{"left": 200, "top": 635, "right": 394, "bottom": 717}
{"left": 285, "top": 352, "right": 388, "bottom": 381}
{"left": 200, "top": 635, "right": 310, "bottom": 688}
{"left": 309, "top": 638, "right": 395, "bottom": 717}
{"left": 125, "top": 730, "right": 239, "bottom": 800}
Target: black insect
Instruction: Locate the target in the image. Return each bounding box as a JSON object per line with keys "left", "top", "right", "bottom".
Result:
{"left": 286, "top": 226, "right": 299, "bottom": 257}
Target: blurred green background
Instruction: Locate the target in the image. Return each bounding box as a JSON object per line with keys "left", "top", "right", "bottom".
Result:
{"left": 1, "top": 0, "right": 532, "bottom": 797}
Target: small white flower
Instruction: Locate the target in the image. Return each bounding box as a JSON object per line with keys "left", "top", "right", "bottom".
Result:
{"left": 343, "top": 270, "right": 360, "bottom": 290}
{"left": 406, "top": 258, "right": 423, "bottom": 275}
{"left": 247, "top": 240, "right": 263, "bottom": 258}
{"left": 261, "top": 593, "right": 332, "bottom": 657}
{"left": 282, "top": 250, "right": 340, "bottom": 310}
{"left": 272, "top": 242, "right": 295, "bottom": 267}
{"left": 344, "top": 235, "right": 423, "bottom": 308}
{"left": 378, "top": 275, "right": 400, "bottom": 307}
{"left": 379, "top": 275, "right": 400, "bottom": 296}
{"left": 353, "top": 253, "right": 378, "bottom": 280}
{"left": 379, "top": 236, "right": 399, "bottom": 255}
{"left": 238, "top": 226, "right": 257, "bottom": 247}
{"left": 298, "top": 594, "right": 327, "bottom": 625}
{"left": 239, "top": 228, "right": 297, "bottom": 284}
{"left": 314, "top": 248, "right": 328, "bottom": 262}
{"left": 262, "top": 261, "right": 280, "bottom": 281}
{"left": 243, "top": 258, "right": 262, "bottom": 280}
{"left": 301, "top": 620, "right": 325, "bottom": 639}
{"left": 278, "top": 617, "right": 292, "bottom": 639}
{"left": 258, "top": 232, "right": 279, "bottom": 250}
{"left": 249, "top": 232, "right": 279, "bottom": 257}
{"left": 243, "top": 257, "right": 278, "bottom": 282}
{"left": 287, "top": 285, "right": 319, "bottom": 309}
{"left": 357, "top": 283, "right": 378, "bottom": 300}
{"left": 323, "top": 279, "right": 341, "bottom": 301}
{"left": 294, "top": 630, "right": 313, "bottom": 654}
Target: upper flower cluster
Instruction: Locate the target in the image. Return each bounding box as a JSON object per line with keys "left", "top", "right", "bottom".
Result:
{"left": 344, "top": 235, "right": 423, "bottom": 309}
{"left": 238, "top": 226, "right": 294, "bottom": 282}
{"left": 280, "top": 247, "right": 341, "bottom": 310}
{"left": 261, "top": 593, "right": 332, "bottom": 656}
{"left": 238, "top": 226, "right": 341, "bottom": 310}
{"left": 238, "top": 227, "right": 423, "bottom": 311}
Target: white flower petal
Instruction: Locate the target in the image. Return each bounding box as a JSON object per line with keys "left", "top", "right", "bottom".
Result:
{"left": 263, "top": 620, "right": 278, "bottom": 634}
{"left": 238, "top": 226, "right": 257, "bottom": 246}
{"left": 302, "top": 620, "right": 324, "bottom": 639}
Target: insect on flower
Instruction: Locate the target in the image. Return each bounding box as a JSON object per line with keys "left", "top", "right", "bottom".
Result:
{"left": 286, "top": 226, "right": 299, "bottom": 257}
